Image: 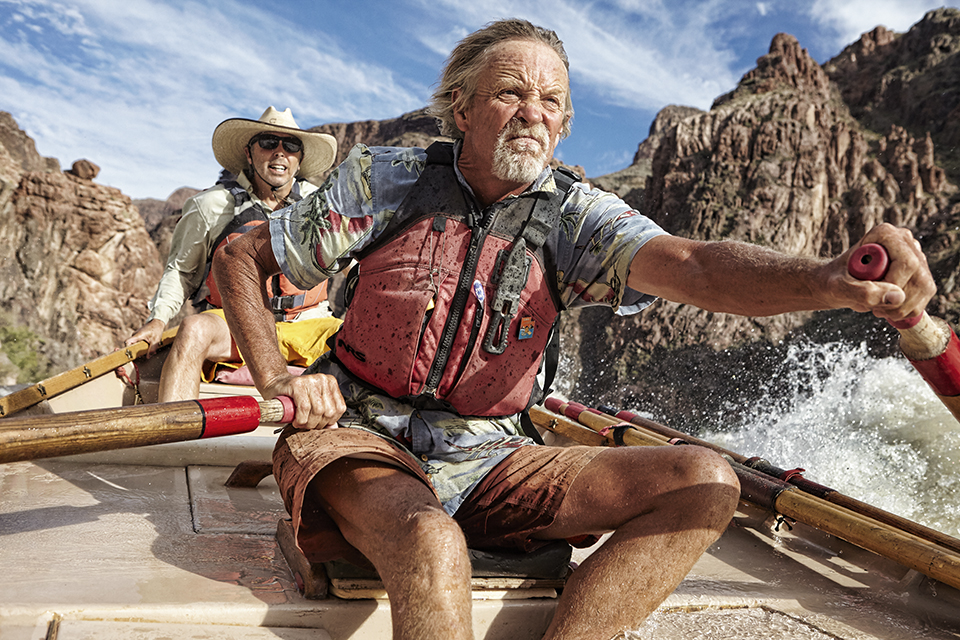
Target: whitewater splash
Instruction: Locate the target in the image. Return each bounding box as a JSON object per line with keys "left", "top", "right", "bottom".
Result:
{"left": 699, "top": 340, "right": 960, "bottom": 538}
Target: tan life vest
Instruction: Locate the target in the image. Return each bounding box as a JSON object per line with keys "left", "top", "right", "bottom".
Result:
{"left": 201, "top": 179, "right": 327, "bottom": 321}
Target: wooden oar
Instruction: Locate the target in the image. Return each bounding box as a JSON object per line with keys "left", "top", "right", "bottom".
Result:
{"left": 849, "top": 243, "right": 960, "bottom": 423}
{"left": 601, "top": 403, "right": 960, "bottom": 557}
{"left": 533, "top": 398, "right": 960, "bottom": 592}
{"left": 0, "top": 394, "right": 294, "bottom": 464}
{"left": 0, "top": 327, "right": 179, "bottom": 418}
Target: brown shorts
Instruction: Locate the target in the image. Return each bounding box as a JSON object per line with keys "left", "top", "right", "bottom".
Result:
{"left": 272, "top": 426, "right": 603, "bottom": 564}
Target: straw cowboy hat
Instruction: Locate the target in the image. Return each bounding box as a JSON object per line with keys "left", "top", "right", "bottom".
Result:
{"left": 211, "top": 106, "right": 337, "bottom": 178}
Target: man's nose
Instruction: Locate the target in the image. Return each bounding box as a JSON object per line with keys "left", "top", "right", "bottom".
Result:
{"left": 515, "top": 98, "right": 545, "bottom": 124}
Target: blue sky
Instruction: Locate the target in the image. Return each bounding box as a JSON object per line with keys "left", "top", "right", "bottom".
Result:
{"left": 0, "top": 0, "right": 952, "bottom": 200}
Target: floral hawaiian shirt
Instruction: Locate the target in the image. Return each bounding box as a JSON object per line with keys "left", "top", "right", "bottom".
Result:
{"left": 269, "top": 142, "right": 668, "bottom": 513}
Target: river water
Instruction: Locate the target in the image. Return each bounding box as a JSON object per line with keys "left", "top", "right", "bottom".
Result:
{"left": 691, "top": 340, "right": 960, "bottom": 539}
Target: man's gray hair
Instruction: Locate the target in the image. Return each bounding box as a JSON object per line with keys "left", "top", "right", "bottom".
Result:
{"left": 428, "top": 19, "right": 574, "bottom": 140}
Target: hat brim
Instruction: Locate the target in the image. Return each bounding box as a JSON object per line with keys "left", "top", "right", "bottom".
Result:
{"left": 211, "top": 118, "right": 337, "bottom": 178}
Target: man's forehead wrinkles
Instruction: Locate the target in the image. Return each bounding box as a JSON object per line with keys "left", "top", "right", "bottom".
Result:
{"left": 491, "top": 67, "right": 529, "bottom": 86}
{"left": 487, "top": 69, "right": 566, "bottom": 96}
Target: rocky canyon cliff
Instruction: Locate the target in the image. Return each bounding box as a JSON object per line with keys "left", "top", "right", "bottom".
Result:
{"left": 1, "top": 9, "right": 958, "bottom": 429}
{"left": 568, "top": 9, "right": 960, "bottom": 425}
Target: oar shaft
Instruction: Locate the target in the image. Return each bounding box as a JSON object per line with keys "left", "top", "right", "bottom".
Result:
{"left": 0, "top": 327, "right": 179, "bottom": 417}
{"left": 598, "top": 403, "right": 750, "bottom": 463}
{"left": 544, "top": 400, "right": 668, "bottom": 447}
{"left": 776, "top": 489, "right": 960, "bottom": 590}
{"left": 604, "top": 404, "right": 960, "bottom": 555}
{"left": 527, "top": 406, "right": 608, "bottom": 447}
{"left": 745, "top": 455, "right": 960, "bottom": 556}
{"left": 0, "top": 395, "right": 293, "bottom": 464}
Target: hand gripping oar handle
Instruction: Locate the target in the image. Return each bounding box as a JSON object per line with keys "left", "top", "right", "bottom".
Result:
{"left": 848, "top": 244, "right": 960, "bottom": 421}
{"left": 0, "top": 395, "right": 295, "bottom": 465}
{"left": 847, "top": 244, "right": 921, "bottom": 328}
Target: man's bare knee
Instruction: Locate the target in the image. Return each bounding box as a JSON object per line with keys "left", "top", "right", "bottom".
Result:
{"left": 169, "top": 314, "right": 232, "bottom": 361}
{"left": 678, "top": 446, "right": 739, "bottom": 491}
{"left": 175, "top": 314, "right": 220, "bottom": 345}
{"left": 355, "top": 502, "right": 467, "bottom": 569}
{"left": 312, "top": 459, "right": 467, "bottom": 565}
{"left": 661, "top": 445, "right": 739, "bottom": 505}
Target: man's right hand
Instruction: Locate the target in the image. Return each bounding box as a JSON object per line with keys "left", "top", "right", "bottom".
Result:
{"left": 263, "top": 372, "right": 346, "bottom": 430}
{"left": 125, "top": 319, "right": 166, "bottom": 355}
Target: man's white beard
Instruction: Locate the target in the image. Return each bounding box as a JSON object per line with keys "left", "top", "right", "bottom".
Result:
{"left": 492, "top": 121, "right": 550, "bottom": 184}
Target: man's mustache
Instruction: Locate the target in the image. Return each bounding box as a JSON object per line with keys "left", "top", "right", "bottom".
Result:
{"left": 500, "top": 120, "right": 549, "bottom": 147}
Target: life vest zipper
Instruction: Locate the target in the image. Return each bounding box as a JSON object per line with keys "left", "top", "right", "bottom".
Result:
{"left": 423, "top": 210, "right": 490, "bottom": 396}
{"left": 448, "top": 282, "right": 486, "bottom": 393}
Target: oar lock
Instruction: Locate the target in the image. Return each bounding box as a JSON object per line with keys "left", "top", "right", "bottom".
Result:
{"left": 745, "top": 457, "right": 807, "bottom": 482}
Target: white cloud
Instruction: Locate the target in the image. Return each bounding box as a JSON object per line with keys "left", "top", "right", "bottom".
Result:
{"left": 5, "top": 0, "right": 95, "bottom": 38}
{"left": 0, "top": 0, "right": 429, "bottom": 198}
{"left": 809, "top": 0, "right": 953, "bottom": 46}
{"left": 3, "top": 0, "right": 947, "bottom": 197}
{"left": 409, "top": 0, "right": 740, "bottom": 110}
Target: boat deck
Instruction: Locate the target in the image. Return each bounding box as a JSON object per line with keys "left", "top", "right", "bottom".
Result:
{"left": 1, "top": 375, "right": 959, "bottom": 639}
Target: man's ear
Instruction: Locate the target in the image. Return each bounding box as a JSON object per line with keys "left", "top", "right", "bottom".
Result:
{"left": 451, "top": 88, "right": 469, "bottom": 132}
{"left": 244, "top": 145, "right": 252, "bottom": 164}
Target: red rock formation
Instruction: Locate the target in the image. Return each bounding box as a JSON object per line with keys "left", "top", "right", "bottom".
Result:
{"left": 0, "top": 114, "right": 161, "bottom": 373}
{"left": 824, "top": 8, "right": 960, "bottom": 173}
{"left": 565, "top": 23, "right": 960, "bottom": 420}
{"left": 307, "top": 108, "right": 447, "bottom": 183}
{"left": 67, "top": 159, "right": 100, "bottom": 180}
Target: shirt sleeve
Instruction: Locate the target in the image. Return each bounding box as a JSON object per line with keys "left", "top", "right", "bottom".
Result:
{"left": 555, "top": 183, "right": 669, "bottom": 316}
{"left": 145, "top": 190, "right": 231, "bottom": 324}
{"left": 270, "top": 145, "right": 425, "bottom": 289}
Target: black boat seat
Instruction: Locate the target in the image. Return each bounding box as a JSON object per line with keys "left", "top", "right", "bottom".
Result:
{"left": 277, "top": 518, "right": 572, "bottom": 600}
{"left": 226, "top": 459, "right": 573, "bottom": 600}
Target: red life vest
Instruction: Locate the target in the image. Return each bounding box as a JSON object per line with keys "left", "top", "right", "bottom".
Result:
{"left": 202, "top": 180, "right": 327, "bottom": 321}
{"left": 333, "top": 142, "right": 575, "bottom": 417}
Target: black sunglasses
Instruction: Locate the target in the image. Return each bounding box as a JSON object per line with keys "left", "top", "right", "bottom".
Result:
{"left": 250, "top": 134, "right": 303, "bottom": 154}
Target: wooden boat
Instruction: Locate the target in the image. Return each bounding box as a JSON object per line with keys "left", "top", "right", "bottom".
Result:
{"left": 2, "top": 346, "right": 960, "bottom": 640}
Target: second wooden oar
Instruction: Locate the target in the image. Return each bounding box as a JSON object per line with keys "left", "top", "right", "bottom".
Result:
{"left": 581, "top": 398, "right": 960, "bottom": 556}
{"left": 533, "top": 399, "right": 960, "bottom": 592}
{"left": 849, "top": 242, "right": 960, "bottom": 423}
{"left": 0, "top": 327, "right": 179, "bottom": 418}
{"left": 0, "top": 395, "right": 294, "bottom": 465}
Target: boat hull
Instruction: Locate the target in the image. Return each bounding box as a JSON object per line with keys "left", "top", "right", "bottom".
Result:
{"left": 2, "top": 362, "right": 960, "bottom": 639}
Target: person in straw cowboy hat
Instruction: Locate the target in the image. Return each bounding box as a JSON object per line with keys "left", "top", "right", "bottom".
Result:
{"left": 125, "top": 106, "right": 341, "bottom": 402}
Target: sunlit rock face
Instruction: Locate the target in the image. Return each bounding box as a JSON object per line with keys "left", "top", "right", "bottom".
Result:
{"left": 562, "top": 10, "right": 960, "bottom": 421}
{"left": 0, "top": 112, "right": 161, "bottom": 373}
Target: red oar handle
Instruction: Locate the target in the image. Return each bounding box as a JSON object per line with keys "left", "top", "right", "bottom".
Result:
{"left": 847, "top": 243, "right": 890, "bottom": 281}
{"left": 0, "top": 395, "right": 296, "bottom": 465}
{"left": 847, "top": 243, "right": 921, "bottom": 329}
{"left": 197, "top": 395, "right": 296, "bottom": 438}
{"left": 848, "top": 244, "right": 960, "bottom": 412}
